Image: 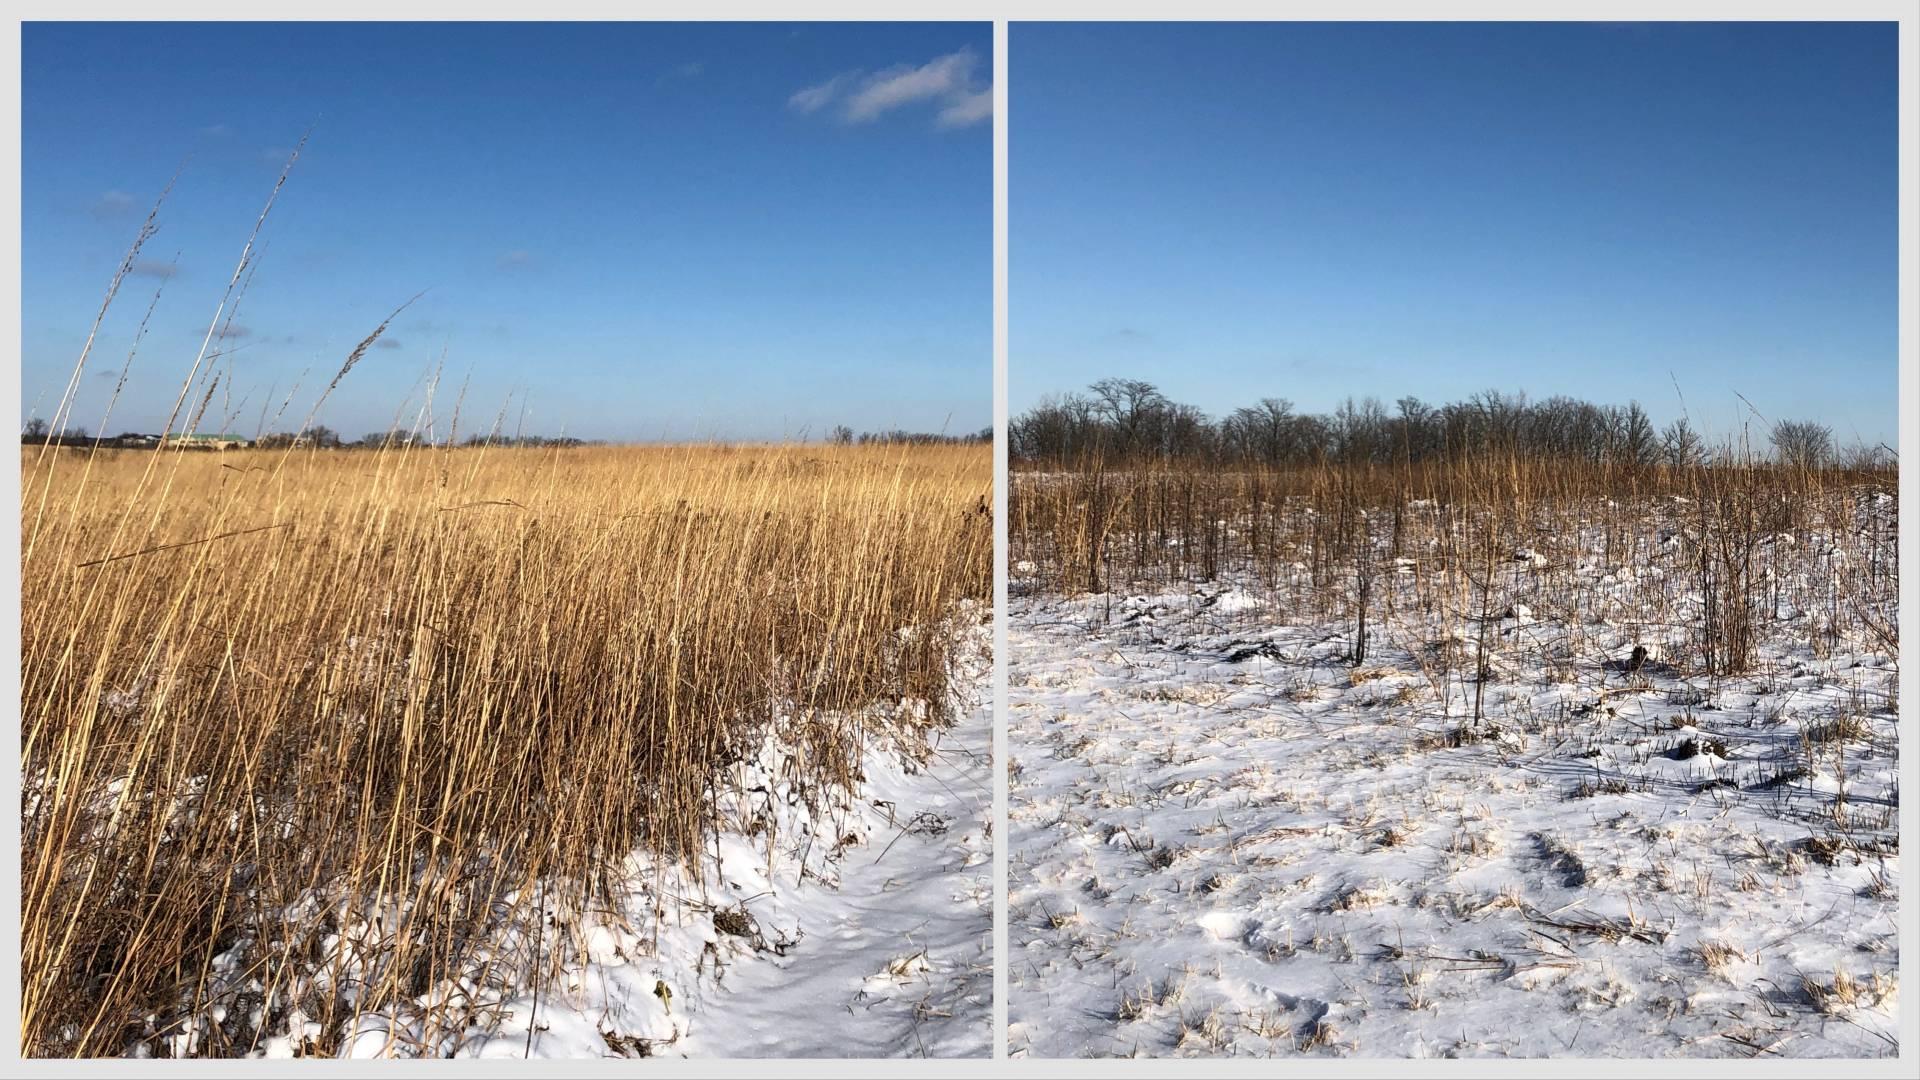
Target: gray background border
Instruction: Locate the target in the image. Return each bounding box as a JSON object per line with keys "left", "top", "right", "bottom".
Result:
{"left": 3, "top": 3, "right": 1915, "bottom": 1075}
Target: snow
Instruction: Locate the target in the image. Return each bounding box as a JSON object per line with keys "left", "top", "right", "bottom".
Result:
{"left": 163, "top": 612, "right": 993, "bottom": 1059}
{"left": 1008, "top": 500, "right": 1899, "bottom": 1059}
{"left": 458, "top": 688, "right": 992, "bottom": 1060}
{"left": 668, "top": 683, "right": 995, "bottom": 1059}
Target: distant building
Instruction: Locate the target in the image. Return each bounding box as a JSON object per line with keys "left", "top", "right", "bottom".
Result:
{"left": 174, "top": 433, "right": 252, "bottom": 451}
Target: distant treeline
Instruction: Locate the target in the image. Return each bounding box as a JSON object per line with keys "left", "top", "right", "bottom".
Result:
{"left": 254, "top": 428, "right": 602, "bottom": 450}
{"left": 17, "top": 424, "right": 602, "bottom": 451}
{"left": 828, "top": 425, "right": 992, "bottom": 446}
{"left": 22, "top": 420, "right": 993, "bottom": 451}
{"left": 1013, "top": 379, "right": 1888, "bottom": 470}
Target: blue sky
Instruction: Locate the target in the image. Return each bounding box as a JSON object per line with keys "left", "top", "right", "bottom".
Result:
{"left": 1014, "top": 22, "right": 1899, "bottom": 449}
{"left": 23, "top": 22, "right": 990, "bottom": 442}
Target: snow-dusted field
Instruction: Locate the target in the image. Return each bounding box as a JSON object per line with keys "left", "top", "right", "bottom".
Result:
{"left": 457, "top": 623, "right": 995, "bottom": 1059}
{"left": 1008, "top": 498, "right": 1899, "bottom": 1059}
{"left": 170, "top": 617, "right": 995, "bottom": 1060}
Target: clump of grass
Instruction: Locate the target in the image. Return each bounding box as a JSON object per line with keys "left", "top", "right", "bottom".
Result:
{"left": 1571, "top": 774, "right": 1635, "bottom": 799}
{"left": 1667, "top": 735, "right": 1729, "bottom": 761}
{"left": 1446, "top": 827, "right": 1499, "bottom": 860}
{"left": 1803, "top": 967, "right": 1896, "bottom": 1014}
{"left": 1804, "top": 714, "right": 1870, "bottom": 745}
{"left": 1327, "top": 883, "right": 1389, "bottom": 912}
{"left": 1695, "top": 939, "right": 1746, "bottom": 976}
{"left": 1413, "top": 725, "right": 1479, "bottom": 752}
{"left": 1174, "top": 1006, "right": 1229, "bottom": 1052}
{"left": 1116, "top": 972, "right": 1186, "bottom": 1022}
{"left": 1295, "top": 1019, "right": 1341, "bottom": 1053}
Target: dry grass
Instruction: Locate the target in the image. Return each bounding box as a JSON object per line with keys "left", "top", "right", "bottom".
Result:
{"left": 20, "top": 438, "right": 990, "bottom": 1056}
{"left": 1012, "top": 452, "right": 1896, "bottom": 705}
{"left": 1695, "top": 939, "right": 1747, "bottom": 977}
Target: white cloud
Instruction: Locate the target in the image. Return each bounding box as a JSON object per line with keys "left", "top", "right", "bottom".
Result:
{"left": 934, "top": 87, "right": 993, "bottom": 129}
{"left": 789, "top": 72, "right": 854, "bottom": 114}
{"left": 843, "top": 50, "right": 976, "bottom": 122}
{"left": 789, "top": 48, "right": 991, "bottom": 130}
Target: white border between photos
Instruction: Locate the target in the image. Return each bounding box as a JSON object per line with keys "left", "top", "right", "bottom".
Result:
{"left": 3, "top": 3, "right": 1916, "bottom": 1077}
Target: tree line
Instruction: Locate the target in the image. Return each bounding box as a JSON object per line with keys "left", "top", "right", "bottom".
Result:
{"left": 18, "top": 420, "right": 601, "bottom": 451}
{"left": 1012, "top": 378, "right": 1882, "bottom": 470}
{"left": 828, "top": 425, "right": 993, "bottom": 446}
{"left": 23, "top": 417, "right": 993, "bottom": 450}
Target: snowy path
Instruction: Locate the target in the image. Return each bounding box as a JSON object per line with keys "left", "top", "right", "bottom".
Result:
{"left": 679, "top": 690, "right": 995, "bottom": 1057}
{"left": 1007, "top": 587, "right": 1898, "bottom": 1059}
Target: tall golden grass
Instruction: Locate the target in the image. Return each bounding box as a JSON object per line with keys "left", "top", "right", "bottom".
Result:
{"left": 21, "top": 438, "right": 990, "bottom": 1056}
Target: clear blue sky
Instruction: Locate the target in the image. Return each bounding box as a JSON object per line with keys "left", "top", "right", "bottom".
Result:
{"left": 1013, "top": 22, "right": 1899, "bottom": 449}
{"left": 24, "top": 21, "right": 990, "bottom": 442}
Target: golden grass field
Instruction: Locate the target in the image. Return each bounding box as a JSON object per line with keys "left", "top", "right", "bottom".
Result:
{"left": 20, "top": 439, "right": 991, "bottom": 1056}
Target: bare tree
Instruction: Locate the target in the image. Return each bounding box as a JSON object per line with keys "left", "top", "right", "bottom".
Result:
{"left": 1662, "top": 418, "right": 1705, "bottom": 467}
{"left": 1619, "top": 402, "right": 1658, "bottom": 469}
{"left": 1088, "top": 377, "right": 1165, "bottom": 455}
{"left": 1770, "top": 419, "right": 1832, "bottom": 470}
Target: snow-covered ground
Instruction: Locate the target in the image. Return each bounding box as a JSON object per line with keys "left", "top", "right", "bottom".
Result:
{"left": 1008, "top": 506, "right": 1899, "bottom": 1059}
{"left": 460, "top": 621, "right": 994, "bottom": 1059}
{"left": 155, "top": 614, "right": 995, "bottom": 1060}
{"left": 460, "top": 691, "right": 992, "bottom": 1057}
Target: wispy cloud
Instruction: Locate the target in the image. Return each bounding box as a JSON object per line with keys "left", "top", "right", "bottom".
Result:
{"left": 845, "top": 50, "right": 977, "bottom": 123}
{"left": 200, "top": 123, "right": 232, "bottom": 138}
{"left": 658, "top": 60, "right": 704, "bottom": 85}
{"left": 91, "top": 190, "right": 135, "bottom": 220}
{"left": 497, "top": 249, "right": 533, "bottom": 270}
{"left": 935, "top": 88, "right": 993, "bottom": 129}
{"left": 789, "top": 73, "right": 854, "bottom": 115}
{"left": 789, "top": 48, "right": 991, "bottom": 129}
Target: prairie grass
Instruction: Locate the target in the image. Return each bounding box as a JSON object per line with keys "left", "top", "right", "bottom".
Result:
{"left": 20, "top": 438, "right": 990, "bottom": 1056}
{"left": 1011, "top": 453, "right": 1896, "bottom": 691}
